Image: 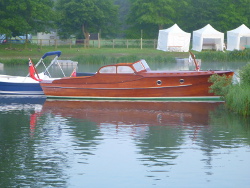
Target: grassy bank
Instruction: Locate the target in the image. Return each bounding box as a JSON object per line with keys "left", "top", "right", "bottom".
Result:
{"left": 0, "top": 46, "right": 187, "bottom": 64}
{"left": 195, "top": 49, "right": 250, "bottom": 62}
{"left": 209, "top": 63, "right": 250, "bottom": 116}
{"left": 1, "top": 44, "right": 250, "bottom": 64}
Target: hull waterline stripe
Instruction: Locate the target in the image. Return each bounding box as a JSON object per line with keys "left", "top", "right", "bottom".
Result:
{"left": 45, "top": 96, "right": 223, "bottom": 101}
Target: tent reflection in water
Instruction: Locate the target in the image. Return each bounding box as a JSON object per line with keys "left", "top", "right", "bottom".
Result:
{"left": 157, "top": 24, "right": 191, "bottom": 52}
{"left": 192, "top": 24, "right": 224, "bottom": 52}
{"left": 227, "top": 24, "right": 250, "bottom": 51}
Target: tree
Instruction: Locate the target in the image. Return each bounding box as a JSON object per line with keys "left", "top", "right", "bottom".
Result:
{"left": 56, "top": 0, "right": 119, "bottom": 43}
{"left": 213, "top": 0, "right": 250, "bottom": 32}
{"left": 128, "top": 0, "right": 176, "bottom": 30}
{"left": 126, "top": 0, "right": 250, "bottom": 39}
{"left": 181, "top": 0, "right": 250, "bottom": 33}
{"left": 0, "top": 0, "right": 55, "bottom": 40}
{"left": 126, "top": 0, "right": 187, "bottom": 38}
{"left": 180, "top": 0, "right": 215, "bottom": 32}
{"left": 114, "top": 0, "right": 130, "bottom": 38}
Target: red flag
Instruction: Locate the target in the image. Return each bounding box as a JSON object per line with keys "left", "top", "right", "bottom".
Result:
{"left": 70, "top": 68, "right": 77, "bottom": 77}
{"left": 29, "top": 111, "right": 42, "bottom": 137}
{"left": 29, "top": 59, "right": 42, "bottom": 81}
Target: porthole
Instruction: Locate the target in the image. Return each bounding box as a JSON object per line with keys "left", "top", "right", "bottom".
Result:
{"left": 157, "top": 80, "right": 162, "bottom": 85}
{"left": 180, "top": 79, "right": 184, "bottom": 84}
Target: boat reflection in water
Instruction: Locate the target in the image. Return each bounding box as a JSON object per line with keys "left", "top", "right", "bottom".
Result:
{"left": 41, "top": 100, "right": 223, "bottom": 127}
{"left": 40, "top": 100, "right": 224, "bottom": 175}
{"left": 0, "top": 96, "right": 46, "bottom": 112}
{"left": 2, "top": 98, "right": 250, "bottom": 187}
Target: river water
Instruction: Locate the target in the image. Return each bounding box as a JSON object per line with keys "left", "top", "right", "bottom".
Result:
{"left": 0, "top": 61, "right": 250, "bottom": 188}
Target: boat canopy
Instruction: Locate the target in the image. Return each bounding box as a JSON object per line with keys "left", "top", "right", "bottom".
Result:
{"left": 42, "top": 51, "right": 61, "bottom": 59}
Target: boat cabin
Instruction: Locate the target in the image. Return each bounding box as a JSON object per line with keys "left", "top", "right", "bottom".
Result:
{"left": 98, "top": 59, "right": 151, "bottom": 74}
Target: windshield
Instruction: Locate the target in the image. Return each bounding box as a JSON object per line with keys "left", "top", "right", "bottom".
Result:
{"left": 133, "top": 62, "right": 144, "bottom": 72}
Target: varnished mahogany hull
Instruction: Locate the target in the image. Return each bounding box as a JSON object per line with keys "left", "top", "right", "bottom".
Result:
{"left": 40, "top": 71, "right": 234, "bottom": 99}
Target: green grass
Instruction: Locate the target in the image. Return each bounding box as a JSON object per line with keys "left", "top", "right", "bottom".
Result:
{"left": 1, "top": 44, "right": 250, "bottom": 65}
{"left": 225, "top": 85, "right": 250, "bottom": 116}
{"left": 0, "top": 45, "right": 187, "bottom": 64}
{"left": 209, "top": 63, "right": 250, "bottom": 116}
{"left": 195, "top": 49, "right": 250, "bottom": 62}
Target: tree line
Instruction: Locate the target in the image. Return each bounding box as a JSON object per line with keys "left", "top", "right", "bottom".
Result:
{"left": 0, "top": 0, "right": 249, "bottom": 41}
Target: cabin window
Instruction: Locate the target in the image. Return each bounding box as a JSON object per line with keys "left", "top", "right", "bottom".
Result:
{"left": 140, "top": 60, "right": 150, "bottom": 69}
{"left": 133, "top": 62, "right": 144, "bottom": 72}
{"left": 180, "top": 79, "right": 184, "bottom": 84}
{"left": 117, "top": 66, "right": 134, "bottom": 73}
{"left": 99, "top": 66, "right": 116, "bottom": 74}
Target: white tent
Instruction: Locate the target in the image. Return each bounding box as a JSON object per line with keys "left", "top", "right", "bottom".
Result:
{"left": 192, "top": 24, "right": 224, "bottom": 52}
{"left": 227, "top": 24, "right": 250, "bottom": 51}
{"left": 157, "top": 24, "right": 191, "bottom": 52}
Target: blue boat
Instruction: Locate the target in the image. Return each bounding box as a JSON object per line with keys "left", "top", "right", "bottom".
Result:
{"left": 0, "top": 51, "right": 67, "bottom": 95}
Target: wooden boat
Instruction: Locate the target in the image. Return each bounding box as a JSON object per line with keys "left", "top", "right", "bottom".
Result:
{"left": 0, "top": 51, "right": 73, "bottom": 95}
{"left": 40, "top": 58, "right": 234, "bottom": 100}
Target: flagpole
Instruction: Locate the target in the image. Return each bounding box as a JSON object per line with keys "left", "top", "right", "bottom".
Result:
{"left": 189, "top": 51, "right": 199, "bottom": 71}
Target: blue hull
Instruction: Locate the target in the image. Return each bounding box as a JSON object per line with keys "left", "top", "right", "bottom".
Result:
{"left": 0, "top": 82, "right": 44, "bottom": 95}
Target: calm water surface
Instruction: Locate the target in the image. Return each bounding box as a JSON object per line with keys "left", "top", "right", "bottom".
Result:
{"left": 0, "top": 62, "right": 250, "bottom": 188}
